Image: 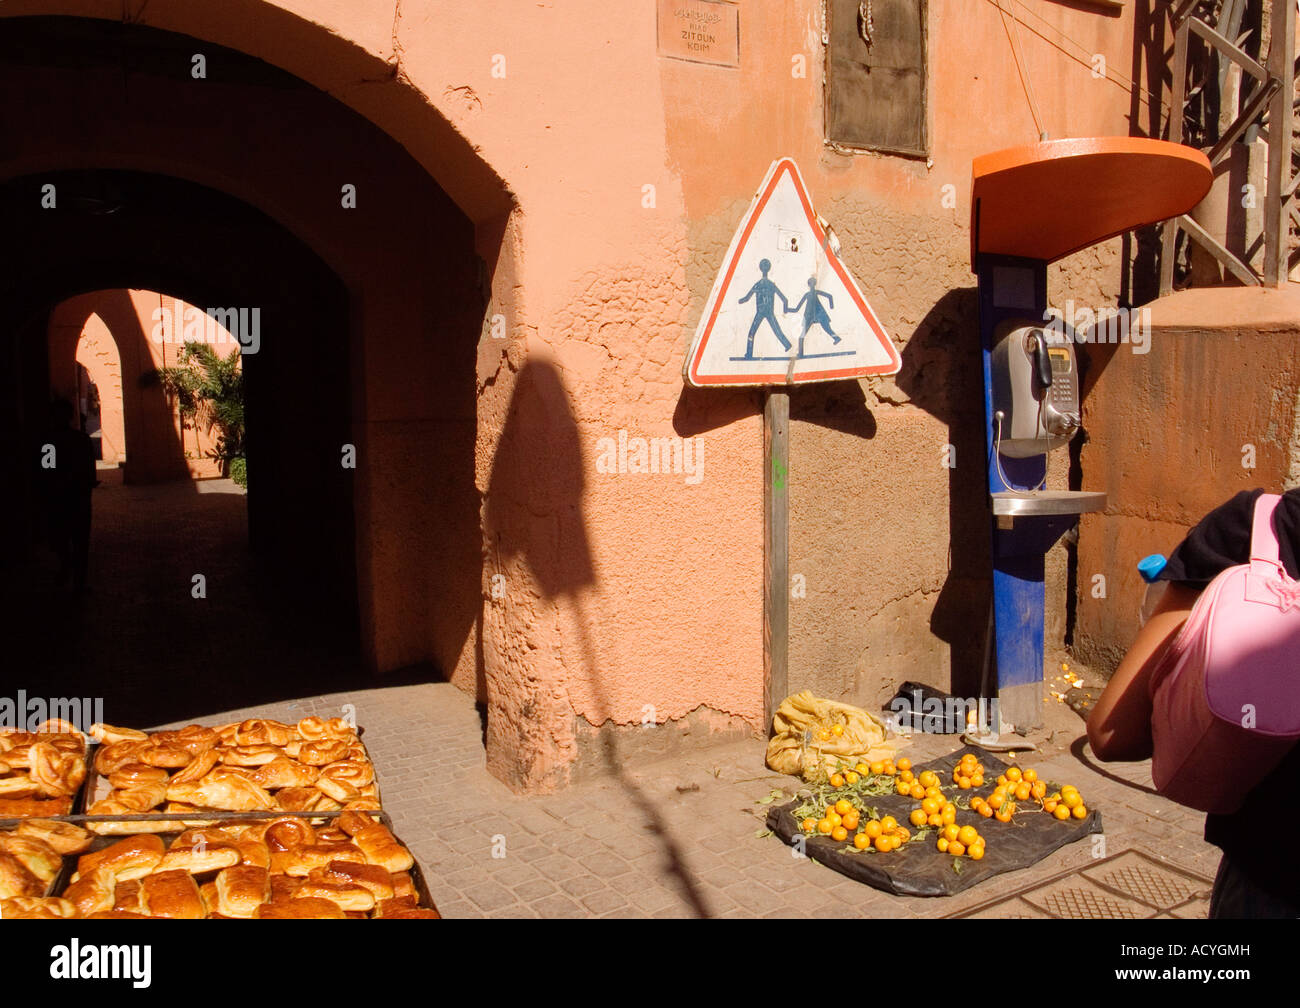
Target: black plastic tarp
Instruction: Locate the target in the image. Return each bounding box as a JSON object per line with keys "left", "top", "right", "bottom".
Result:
{"left": 766, "top": 745, "right": 1103, "bottom": 897}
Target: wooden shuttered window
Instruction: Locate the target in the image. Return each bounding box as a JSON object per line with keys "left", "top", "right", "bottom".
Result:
{"left": 825, "top": 0, "right": 929, "bottom": 157}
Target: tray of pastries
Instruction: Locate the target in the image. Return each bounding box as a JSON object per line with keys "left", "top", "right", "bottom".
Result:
{"left": 85, "top": 717, "right": 381, "bottom": 830}
{"left": 0, "top": 819, "right": 96, "bottom": 917}
{"left": 0, "top": 721, "right": 90, "bottom": 819}
{"left": 2, "top": 811, "right": 438, "bottom": 919}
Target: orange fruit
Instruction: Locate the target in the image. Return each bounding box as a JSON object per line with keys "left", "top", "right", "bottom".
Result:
{"left": 949, "top": 841, "right": 966, "bottom": 857}
{"left": 910, "top": 784, "right": 926, "bottom": 800}
{"left": 863, "top": 819, "right": 883, "bottom": 839}
{"left": 957, "top": 825, "right": 979, "bottom": 846}
{"left": 896, "top": 780, "right": 912, "bottom": 796}
{"left": 828, "top": 813, "right": 842, "bottom": 828}
{"left": 829, "top": 773, "right": 845, "bottom": 788}
{"left": 919, "top": 771, "right": 939, "bottom": 789}
{"left": 899, "top": 770, "right": 914, "bottom": 784}
{"left": 882, "top": 761, "right": 896, "bottom": 776}
{"left": 874, "top": 835, "right": 892, "bottom": 853}
{"left": 1022, "top": 769, "right": 1038, "bottom": 783}
{"left": 842, "top": 812, "right": 860, "bottom": 832}
{"left": 896, "top": 758, "right": 911, "bottom": 772}
{"left": 977, "top": 803, "right": 993, "bottom": 818}
{"left": 936, "top": 837, "right": 949, "bottom": 853}
{"left": 832, "top": 826, "right": 849, "bottom": 842}
{"left": 1031, "top": 781, "right": 1047, "bottom": 800}
{"left": 1063, "top": 792, "right": 1082, "bottom": 810}
{"left": 968, "top": 842, "right": 985, "bottom": 861}
{"left": 853, "top": 832, "right": 870, "bottom": 850}
{"left": 909, "top": 809, "right": 928, "bottom": 828}
{"left": 1072, "top": 804, "right": 1088, "bottom": 820}
{"left": 855, "top": 762, "right": 871, "bottom": 775}
{"left": 817, "top": 730, "right": 831, "bottom": 742}
{"left": 995, "top": 806, "right": 1013, "bottom": 823}
{"left": 831, "top": 723, "right": 844, "bottom": 737}
{"left": 801, "top": 818, "right": 817, "bottom": 832}
{"left": 835, "top": 799, "right": 854, "bottom": 816}
{"left": 880, "top": 815, "right": 898, "bottom": 833}
{"left": 970, "top": 774, "right": 985, "bottom": 788}
{"left": 927, "top": 813, "right": 943, "bottom": 828}
{"left": 1015, "top": 783, "right": 1031, "bottom": 801}
{"left": 818, "top": 819, "right": 834, "bottom": 834}
{"left": 870, "top": 760, "right": 886, "bottom": 775}
{"left": 1053, "top": 805, "right": 1071, "bottom": 821}
{"left": 844, "top": 771, "right": 860, "bottom": 785}
{"left": 895, "top": 827, "right": 910, "bottom": 842}
{"left": 996, "top": 774, "right": 1008, "bottom": 786}
{"left": 1006, "top": 767, "right": 1022, "bottom": 783}
{"left": 940, "top": 807, "right": 957, "bottom": 826}
{"left": 943, "top": 824, "right": 961, "bottom": 842}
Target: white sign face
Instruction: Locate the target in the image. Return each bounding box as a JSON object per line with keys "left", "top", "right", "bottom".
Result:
{"left": 683, "top": 158, "right": 901, "bottom": 387}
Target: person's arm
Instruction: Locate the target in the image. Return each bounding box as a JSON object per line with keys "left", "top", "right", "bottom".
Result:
{"left": 1086, "top": 582, "right": 1202, "bottom": 762}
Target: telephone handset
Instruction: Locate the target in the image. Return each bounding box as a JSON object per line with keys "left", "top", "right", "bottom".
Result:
{"left": 990, "top": 319, "right": 1081, "bottom": 458}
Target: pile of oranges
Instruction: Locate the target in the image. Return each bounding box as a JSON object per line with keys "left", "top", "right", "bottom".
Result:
{"left": 936, "top": 823, "right": 986, "bottom": 860}
{"left": 829, "top": 755, "right": 907, "bottom": 788}
{"left": 800, "top": 800, "right": 912, "bottom": 852}
{"left": 1043, "top": 784, "right": 1089, "bottom": 820}
{"left": 950, "top": 752, "right": 986, "bottom": 789}
{"left": 970, "top": 766, "right": 1089, "bottom": 822}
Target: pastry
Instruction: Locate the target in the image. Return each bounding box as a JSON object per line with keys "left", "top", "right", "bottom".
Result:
{"left": 319, "top": 860, "right": 394, "bottom": 900}
{"left": 274, "top": 787, "right": 326, "bottom": 812}
{"left": 77, "top": 835, "right": 165, "bottom": 882}
{"left": 112, "top": 878, "right": 143, "bottom": 914}
{"left": 89, "top": 723, "right": 149, "bottom": 745}
{"left": 1, "top": 896, "right": 76, "bottom": 919}
{"left": 297, "top": 739, "right": 350, "bottom": 766}
{"left": 261, "top": 817, "right": 316, "bottom": 851}
{"left": 166, "top": 771, "right": 275, "bottom": 811}
{"left": 168, "top": 748, "right": 219, "bottom": 785}
{"left": 255, "top": 896, "right": 346, "bottom": 919}
{"left": 252, "top": 756, "right": 319, "bottom": 790}
{"left": 0, "top": 776, "right": 39, "bottom": 799}
{"left": 218, "top": 744, "right": 281, "bottom": 767}
{"left": 292, "top": 879, "right": 375, "bottom": 912}
{"left": 107, "top": 763, "right": 170, "bottom": 790}
{"left": 0, "top": 834, "right": 62, "bottom": 883}
{"left": 156, "top": 842, "right": 241, "bottom": 875}
{"left": 0, "top": 796, "right": 73, "bottom": 817}
{"left": 296, "top": 716, "right": 356, "bottom": 742}
{"left": 214, "top": 865, "right": 271, "bottom": 918}
{"left": 381, "top": 906, "right": 441, "bottom": 919}
{"left": 390, "top": 872, "right": 415, "bottom": 900}
{"left": 110, "top": 781, "right": 169, "bottom": 812}
{"left": 139, "top": 870, "right": 205, "bottom": 919}
{"left": 94, "top": 740, "right": 150, "bottom": 776}
{"left": 14, "top": 819, "right": 93, "bottom": 855}
{"left": 0, "top": 850, "right": 44, "bottom": 900}
{"left": 63, "top": 869, "right": 116, "bottom": 917}
{"left": 172, "top": 725, "right": 220, "bottom": 756}
{"left": 268, "top": 873, "right": 302, "bottom": 902}
{"left": 30, "top": 741, "right": 86, "bottom": 797}
{"left": 233, "top": 719, "right": 295, "bottom": 747}
{"left": 138, "top": 745, "right": 192, "bottom": 769}
{"left": 86, "top": 910, "right": 148, "bottom": 919}
{"left": 272, "top": 843, "right": 364, "bottom": 877}
{"left": 34, "top": 718, "right": 84, "bottom": 737}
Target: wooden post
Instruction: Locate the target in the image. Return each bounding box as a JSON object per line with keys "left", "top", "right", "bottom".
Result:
{"left": 763, "top": 389, "right": 789, "bottom": 726}
{"left": 1264, "top": 0, "right": 1295, "bottom": 286}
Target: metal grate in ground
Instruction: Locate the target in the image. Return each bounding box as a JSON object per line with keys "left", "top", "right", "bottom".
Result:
{"left": 946, "top": 848, "right": 1214, "bottom": 919}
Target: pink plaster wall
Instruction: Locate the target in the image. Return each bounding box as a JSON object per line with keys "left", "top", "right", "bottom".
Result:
{"left": 4, "top": 1, "right": 1151, "bottom": 791}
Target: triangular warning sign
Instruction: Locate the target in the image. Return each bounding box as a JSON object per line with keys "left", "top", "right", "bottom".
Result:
{"left": 684, "top": 158, "right": 901, "bottom": 387}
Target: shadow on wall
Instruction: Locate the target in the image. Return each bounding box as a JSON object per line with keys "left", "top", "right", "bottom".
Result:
{"left": 894, "top": 286, "right": 993, "bottom": 697}
{"left": 484, "top": 357, "right": 714, "bottom": 917}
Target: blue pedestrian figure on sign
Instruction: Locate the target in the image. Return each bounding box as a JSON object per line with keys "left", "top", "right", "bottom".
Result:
{"left": 738, "top": 259, "right": 791, "bottom": 358}
{"left": 788, "top": 277, "right": 839, "bottom": 356}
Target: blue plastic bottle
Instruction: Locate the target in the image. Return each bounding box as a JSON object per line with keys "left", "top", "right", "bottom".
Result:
{"left": 1138, "top": 553, "right": 1167, "bottom": 626}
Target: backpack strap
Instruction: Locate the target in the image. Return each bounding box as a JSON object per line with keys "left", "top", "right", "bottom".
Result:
{"left": 1249, "top": 492, "right": 1284, "bottom": 574}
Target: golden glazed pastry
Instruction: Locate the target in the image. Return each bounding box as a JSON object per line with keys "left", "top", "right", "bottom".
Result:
{"left": 212, "top": 865, "right": 271, "bottom": 918}
{"left": 112, "top": 878, "right": 143, "bottom": 914}
{"left": 139, "top": 869, "right": 205, "bottom": 919}
{"left": 315, "top": 761, "right": 373, "bottom": 802}
{"left": 390, "top": 872, "right": 415, "bottom": 901}
{"left": 63, "top": 869, "right": 116, "bottom": 917}
{"left": 218, "top": 744, "right": 281, "bottom": 767}
{"left": 252, "top": 756, "right": 319, "bottom": 790}
{"left": 255, "top": 896, "right": 346, "bottom": 919}
{"left": 233, "top": 718, "right": 295, "bottom": 747}
{"left": 77, "top": 835, "right": 165, "bottom": 883}
{"left": 107, "top": 762, "right": 170, "bottom": 790}
{"left": 87, "top": 909, "right": 148, "bottom": 919}
{"left": 95, "top": 740, "right": 150, "bottom": 776}
{"left": 296, "top": 716, "right": 356, "bottom": 742}
{"left": 381, "top": 905, "right": 442, "bottom": 919}
{"left": 0, "top": 776, "right": 39, "bottom": 799}
{"left": 0, "top": 834, "right": 62, "bottom": 884}
{"left": 34, "top": 718, "right": 84, "bottom": 737}
{"left": 292, "top": 879, "right": 375, "bottom": 912}
{"left": 0, "top": 896, "right": 76, "bottom": 919}
{"left": 168, "top": 748, "right": 220, "bottom": 785}
{"left": 273, "top": 786, "right": 327, "bottom": 812}
{"left": 0, "top": 796, "right": 73, "bottom": 817}
{"left": 87, "top": 817, "right": 177, "bottom": 835}
{"left": 336, "top": 811, "right": 413, "bottom": 873}
{"left": 156, "top": 842, "right": 241, "bottom": 875}
{"left": 89, "top": 722, "right": 149, "bottom": 745}
{"left": 261, "top": 817, "right": 316, "bottom": 851}
{"left": 109, "top": 781, "right": 169, "bottom": 813}
{"left": 0, "top": 850, "right": 44, "bottom": 900}
{"left": 319, "top": 860, "right": 394, "bottom": 900}
{"left": 30, "top": 741, "right": 86, "bottom": 797}
{"left": 231, "top": 838, "right": 270, "bottom": 869}
{"left": 138, "top": 744, "right": 192, "bottom": 769}
{"left": 272, "top": 843, "right": 364, "bottom": 877}
{"left": 268, "top": 873, "right": 302, "bottom": 902}
{"left": 14, "top": 819, "right": 93, "bottom": 855}
{"left": 1, "top": 744, "right": 33, "bottom": 769}
{"left": 171, "top": 725, "right": 220, "bottom": 756}
{"left": 297, "top": 739, "right": 350, "bottom": 766}
{"left": 166, "top": 771, "right": 276, "bottom": 811}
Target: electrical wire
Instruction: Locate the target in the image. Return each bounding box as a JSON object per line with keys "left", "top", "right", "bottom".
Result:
{"left": 996, "top": 0, "right": 1048, "bottom": 140}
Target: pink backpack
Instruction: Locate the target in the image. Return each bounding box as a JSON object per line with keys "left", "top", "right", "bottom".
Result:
{"left": 1148, "top": 493, "right": 1300, "bottom": 814}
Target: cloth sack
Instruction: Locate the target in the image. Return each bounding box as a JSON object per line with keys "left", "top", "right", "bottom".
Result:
{"left": 766, "top": 690, "right": 899, "bottom": 781}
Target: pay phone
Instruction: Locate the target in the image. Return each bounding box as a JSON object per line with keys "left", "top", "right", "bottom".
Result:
{"left": 989, "top": 319, "right": 1081, "bottom": 458}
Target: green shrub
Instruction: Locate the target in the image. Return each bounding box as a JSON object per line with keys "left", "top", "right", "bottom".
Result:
{"left": 229, "top": 456, "right": 248, "bottom": 488}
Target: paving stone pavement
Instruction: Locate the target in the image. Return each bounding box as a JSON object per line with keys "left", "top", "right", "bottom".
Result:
{"left": 156, "top": 681, "right": 1223, "bottom": 919}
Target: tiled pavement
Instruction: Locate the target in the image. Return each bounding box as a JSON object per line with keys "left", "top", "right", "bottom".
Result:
{"left": 157, "top": 681, "right": 1221, "bottom": 919}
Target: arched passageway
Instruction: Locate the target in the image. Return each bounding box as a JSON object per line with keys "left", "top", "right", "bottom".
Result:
{"left": 0, "top": 15, "right": 499, "bottom": 722}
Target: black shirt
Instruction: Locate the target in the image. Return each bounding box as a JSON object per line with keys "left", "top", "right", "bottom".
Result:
{"left": 1159, "top": 487, "right": 1300, "bottom": 899}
